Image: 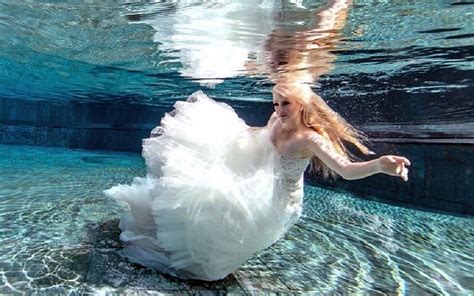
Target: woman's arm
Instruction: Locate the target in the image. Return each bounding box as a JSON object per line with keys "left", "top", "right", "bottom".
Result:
{"left": 307, "top": 133, "right": 410, "bottom": 181}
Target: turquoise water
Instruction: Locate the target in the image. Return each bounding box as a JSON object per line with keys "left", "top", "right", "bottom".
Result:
{"left": 0, "top": 0, "right": 473, "bottom": 293}
{"left": 1, "top": 144, "right": 472, "bottom": 294}
{"left": 0, "top": 0, "right": 472, "bottom": 146}
{"left": 1, "top": 1, "right": 472, "bottom": 127}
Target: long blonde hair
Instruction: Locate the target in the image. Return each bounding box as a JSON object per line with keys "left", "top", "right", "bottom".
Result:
{"left": 273, "top": 82, "right": 371, "bottom": 178}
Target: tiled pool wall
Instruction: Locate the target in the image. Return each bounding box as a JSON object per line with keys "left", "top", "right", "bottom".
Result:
{"left": 0, "top": 98, "right": 161, "bottom": 151}
{"left": 1, "top": 97, "right": 472, "bottom": 215}
{"left": 0, "top": 97, "right": 270, "bottom": 151}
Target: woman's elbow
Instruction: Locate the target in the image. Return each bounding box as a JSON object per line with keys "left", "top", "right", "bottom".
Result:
{"left": 335, "top": 165, "right": 358, "bottom": 180}
{"left": 339, "top": 172, "right": 358, "bottom": 180}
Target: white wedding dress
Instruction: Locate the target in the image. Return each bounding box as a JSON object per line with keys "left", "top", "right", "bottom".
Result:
{"left": 104, "top": 91, "right": 309, "bottom": 281}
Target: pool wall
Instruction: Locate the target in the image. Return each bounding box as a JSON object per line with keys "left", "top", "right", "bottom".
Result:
{"left": 1, "top": 96, "right": 472, "bottom": 215}
{"left": 0, "top": 97, "right": 158, "bottom": 151}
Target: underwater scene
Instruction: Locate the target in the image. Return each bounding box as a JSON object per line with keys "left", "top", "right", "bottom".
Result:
{"left": 0, "top": 0, "right": 473, "bottom": 294}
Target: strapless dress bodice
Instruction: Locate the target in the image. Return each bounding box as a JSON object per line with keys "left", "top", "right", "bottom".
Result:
{"left": 277, "top": 154, "right": 309, "bottom": 224}
{"left": 279, "top": 154, "right": 310, "bottom": 184}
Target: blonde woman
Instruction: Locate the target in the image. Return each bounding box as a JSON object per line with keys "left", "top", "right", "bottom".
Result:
{"left": 105, "top": 83, "right": 409, "bottom": 281}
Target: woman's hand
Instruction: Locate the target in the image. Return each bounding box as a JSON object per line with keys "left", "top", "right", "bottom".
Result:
{"left": 377, "top": 155, "right": 411, "bottom": 181}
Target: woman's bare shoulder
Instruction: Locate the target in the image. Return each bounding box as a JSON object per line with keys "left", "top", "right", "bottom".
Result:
{"left": 301, "top": 130, "right": 332, "bottom": 152}
{"left": 302, "top": 129, "right": 324, "bottom": 142}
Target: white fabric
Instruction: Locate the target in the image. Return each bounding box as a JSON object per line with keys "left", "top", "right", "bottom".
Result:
{"left": 130, "top": 2, "right": 277, "bottom": 86}
{"left": 104, "top": 91, "right": 308, "bottom": 281}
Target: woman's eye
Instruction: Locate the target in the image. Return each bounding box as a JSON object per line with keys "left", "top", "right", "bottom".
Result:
{"left": 272, "top": 103, "right": 278, "bottom": 107}
{"left": 282, "top": 101, "right": 290, "bottom": 106}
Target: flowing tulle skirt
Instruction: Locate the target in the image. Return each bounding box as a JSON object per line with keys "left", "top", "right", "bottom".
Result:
{"left": 104, "top": 91, "right": 300, "bottom": 281}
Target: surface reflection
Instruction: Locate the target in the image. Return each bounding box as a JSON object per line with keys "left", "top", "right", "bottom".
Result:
{"left": 0, "top": 0, "right": 472, "bottom": 136}
{"left": 125, "top": 1, "right": 277, "bottom": 86}
{"left": 125, "top": 0, "right": 351, "bottom": 86}
{"left": 261, "top": 0, "right": 351, "bottom": 84}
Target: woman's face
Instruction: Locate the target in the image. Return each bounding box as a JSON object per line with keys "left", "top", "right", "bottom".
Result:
{"left": 272, "top": 90, "right": 303, "bottom": 122}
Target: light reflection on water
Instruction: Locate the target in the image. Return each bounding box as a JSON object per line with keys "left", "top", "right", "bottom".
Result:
{"left": 0, "top": 0, "right": 472, "bottom": 139}
{"left": 0, "top": 1, "right": 471, "bottom": 96}
{"left": 0, "top": 144, "right": 473, "bottom": 294}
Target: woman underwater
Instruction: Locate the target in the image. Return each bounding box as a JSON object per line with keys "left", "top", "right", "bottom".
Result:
{"left": 104, "top": 82, "right": 410, "bottom": 281}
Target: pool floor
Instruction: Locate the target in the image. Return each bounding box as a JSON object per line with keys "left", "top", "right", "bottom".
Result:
{"left": 1, "top": 145, "right": 473, "bottom": 294}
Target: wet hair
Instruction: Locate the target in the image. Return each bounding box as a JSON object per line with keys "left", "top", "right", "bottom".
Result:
{"left": 273, "top": 82, "right": 371, "bottom": 179}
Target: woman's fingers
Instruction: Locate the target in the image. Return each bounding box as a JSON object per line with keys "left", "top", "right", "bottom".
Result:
{"left": 400, "top": 157, "right": 411, "bottom": 166}
{"left": 405, "top": 158, "right": 411, "bottom": 166}
{"left": 390, "top": 157, "right": 410, "bottom": 181}
{"left": 393, "top": 156, "right": 410, "bottom": 165}
{"left": 397, "top": 162, "right": 409, "bottom": 181}
{"left": 379, "top": 155, "right": 411, "bottom": 180}
{"left": 401, "top": 166, "right": 409, "bottom": 181}
{"left": 395, "top": 164, "right": 402, "bottom": 174}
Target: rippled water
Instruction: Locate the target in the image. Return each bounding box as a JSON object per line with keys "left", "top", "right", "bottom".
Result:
{"left": 1, "top": 144, "right": 473, "bottom": 294}
{"left": 0, "top": 1, "right": 472, "bottom": 124}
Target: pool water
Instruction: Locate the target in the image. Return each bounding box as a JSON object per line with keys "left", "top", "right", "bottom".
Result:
{"left": 1, "top": 144, "right": 472, "bottom": 294}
